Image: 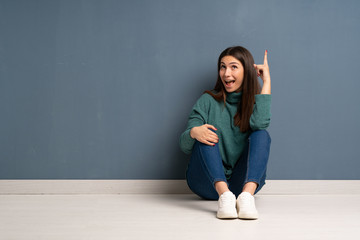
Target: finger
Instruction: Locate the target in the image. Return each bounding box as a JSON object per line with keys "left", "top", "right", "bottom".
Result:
{"left": 255, "top": 66, "right": 261, "bottom": 76}
{"left": 206, "top": 134, "right": 218, "bottom": 143}
{"left": 204, "top": 128, "right": 218, "bottom": 140}
{"left": 203, "top": 139, "right": 215, "bottom": 146}
{"left": 256, "top": 64, "right": 265, "bottom": 73}
{"left": 254, "top": 64, "right": 260, "bottom": 76}
{"left": 264, "top": 49, "right": 268, "bottom": 65}
{"left": 208, "top": 129, "right": 218, "bottom": 136}
{"left": 209, "top": 132, "right": 219, "bottom": 140}
{"left": 205, "top": 124, "right": 217, "bottom": 131}
{"left": 207, "top": 131, "right": 218, "bottom": 141}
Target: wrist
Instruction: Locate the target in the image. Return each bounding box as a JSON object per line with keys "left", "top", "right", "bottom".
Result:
{"left": 261, "top": 81, "right": 271, "bottom": 94}
{"left": 190, "top": 127, "right": 196, "bottom": 139}
{"left": 262, "top": 78, "right": 271, "bottom": 84}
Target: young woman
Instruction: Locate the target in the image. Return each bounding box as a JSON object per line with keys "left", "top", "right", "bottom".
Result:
{"left": 179, "top": 46, "right": 271, "bottom": 219}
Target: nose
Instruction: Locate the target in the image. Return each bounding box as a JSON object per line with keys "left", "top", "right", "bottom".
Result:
{"left": 224, "top": 67, "right": 231, "bottom": 77}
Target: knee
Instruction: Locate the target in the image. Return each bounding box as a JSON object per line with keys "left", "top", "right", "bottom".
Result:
{"left": 194, "top": 139, "right": 219, "bottom": 150}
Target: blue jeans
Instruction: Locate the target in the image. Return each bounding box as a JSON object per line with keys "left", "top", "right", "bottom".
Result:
{"left": 186, "top": 130, "right": 271, "bottom": 200}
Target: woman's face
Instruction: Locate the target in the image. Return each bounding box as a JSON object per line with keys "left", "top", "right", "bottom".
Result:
{"left": 219, "top": 55, "right": 244, "bottom": 93}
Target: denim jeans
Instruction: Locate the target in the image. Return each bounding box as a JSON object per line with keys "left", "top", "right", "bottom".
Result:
{"left": 186, "top": 130, "right": 271, "bottom": 200}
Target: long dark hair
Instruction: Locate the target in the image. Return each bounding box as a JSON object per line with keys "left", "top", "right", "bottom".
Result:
{"left": 205, "top": 46, "right": 260, "bottom": 132}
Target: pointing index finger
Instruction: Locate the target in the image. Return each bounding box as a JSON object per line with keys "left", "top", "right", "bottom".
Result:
{"left": 264, "top": 49, "right": 268, "bottom": 65}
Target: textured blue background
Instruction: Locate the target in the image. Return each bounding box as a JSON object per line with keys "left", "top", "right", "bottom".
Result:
{"left": 1, "top": 0, "right": 359, "bottom": 179}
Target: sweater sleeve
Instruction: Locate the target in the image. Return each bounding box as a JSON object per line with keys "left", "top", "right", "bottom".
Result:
{"left": 250, "top": 94, "right": 272, "bottom": 131}
{"left": 179, "top": 94, "right": 210, "bottom": 154}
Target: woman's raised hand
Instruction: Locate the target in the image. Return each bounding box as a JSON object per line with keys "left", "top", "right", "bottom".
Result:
{"left": 253, "top": 50, "right": 271, "bottom": 83}
{"left": 254, "top": 50, "right": 271, "bottom": 94}
{"left": 190, "top": 124, "right": 219, "bottom": 146}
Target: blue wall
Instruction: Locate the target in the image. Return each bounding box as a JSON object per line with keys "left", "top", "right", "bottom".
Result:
{"left": 1, "top": 0, "right": 359, "bottom": 179}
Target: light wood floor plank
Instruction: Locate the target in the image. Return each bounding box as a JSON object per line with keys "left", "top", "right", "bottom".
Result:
{"left": 0, "top": 194, "right": 359, "bottom": 239}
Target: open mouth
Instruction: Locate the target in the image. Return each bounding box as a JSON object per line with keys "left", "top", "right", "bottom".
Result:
{"left": 224, "top": 80, "right": 235, "bottom": 88}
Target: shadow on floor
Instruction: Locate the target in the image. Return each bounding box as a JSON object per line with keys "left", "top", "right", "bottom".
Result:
{"left": 160, "top": 194, "right": 217, "bottom": 216}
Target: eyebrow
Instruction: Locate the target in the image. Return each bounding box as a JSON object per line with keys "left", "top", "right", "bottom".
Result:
{"left": 220, "top": 62, "right": 240, "bottom": 65}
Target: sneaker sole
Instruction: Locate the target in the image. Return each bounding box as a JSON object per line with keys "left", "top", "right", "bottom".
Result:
{"left": 238, "top": 212, "right": 258, "bottom": 220}
{"left": 217, "top": 211, "right": 238, "bottom": 219}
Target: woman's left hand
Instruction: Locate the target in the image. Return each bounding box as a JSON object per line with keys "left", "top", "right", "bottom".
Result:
{"left": 253, "top": 50, "right": 271, "bottom": 83}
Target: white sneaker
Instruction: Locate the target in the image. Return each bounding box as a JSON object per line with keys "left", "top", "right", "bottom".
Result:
{"left": 237, "top": 192, "right": 259, "bottom": 219}
{"left": 217, "top": 191, "right": 238, "bottom": 219}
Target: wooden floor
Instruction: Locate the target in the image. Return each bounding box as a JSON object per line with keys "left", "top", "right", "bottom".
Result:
{"left": 0, "top": 193, "right": 359, "bottom": 239}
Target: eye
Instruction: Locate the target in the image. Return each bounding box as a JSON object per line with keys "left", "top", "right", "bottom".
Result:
{"left": 220, "top": 65, "right": 226, "bottom": 69}
{"left": 231, "top": 65, "right": 238, "bottom": 69}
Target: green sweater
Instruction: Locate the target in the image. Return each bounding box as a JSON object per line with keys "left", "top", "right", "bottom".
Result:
{"left": 179, "top": 91, "right": 271, "bottom": 178}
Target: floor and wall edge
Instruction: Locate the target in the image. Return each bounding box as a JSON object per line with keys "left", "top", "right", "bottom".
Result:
{"left": 1, "top": 180, "right": 359, "bottom": 195}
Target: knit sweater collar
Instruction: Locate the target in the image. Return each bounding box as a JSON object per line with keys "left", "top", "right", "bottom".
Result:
{"left": 226, "top": 91, "right": 242, "bottom": 104}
